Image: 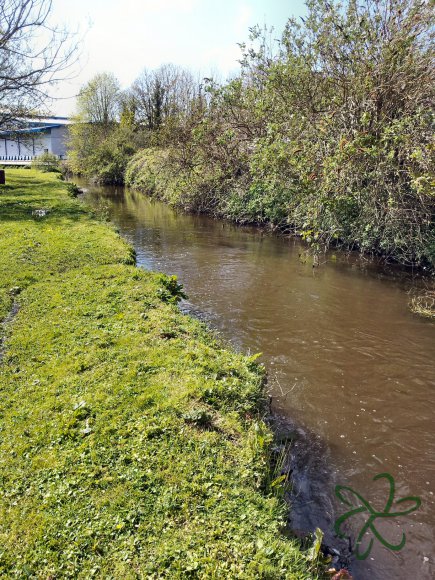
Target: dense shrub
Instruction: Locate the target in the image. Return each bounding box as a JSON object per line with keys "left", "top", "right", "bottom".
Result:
{"left": 31, "top": 152, "right": 61, "bottom": 173}
{"left": 125, "top": 0, "right": 434, "bottom": 268}
{"left": 125, "top": 148, "right": 162, "bottom": 193}
{"left": 67, "top": 123, "right": 136, "bottom": 184}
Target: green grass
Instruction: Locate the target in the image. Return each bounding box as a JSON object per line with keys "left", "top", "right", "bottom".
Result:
{"left": 0, "top": 169, "right": 318, "bottom": 578}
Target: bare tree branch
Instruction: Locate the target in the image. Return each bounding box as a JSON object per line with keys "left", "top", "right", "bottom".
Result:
{"left": 0, "top": 0, "right": 79, "bottom": 127}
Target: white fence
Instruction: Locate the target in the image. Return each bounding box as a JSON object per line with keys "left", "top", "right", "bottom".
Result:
{"left": 0, "top": 155, "right": 65, "bottom": 161}
{"left": 0, "top": 155, "right": 36, "bottom": 161}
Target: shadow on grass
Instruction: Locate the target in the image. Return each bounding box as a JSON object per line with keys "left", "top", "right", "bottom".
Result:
{"left": 0, "top": 200, "right": 88, "bottom": 222}
{"left": 0, "top": 185, "right": 15, "bottom": 194}
{"left": 1, "top": 174, "right": 92, "bottom": 223}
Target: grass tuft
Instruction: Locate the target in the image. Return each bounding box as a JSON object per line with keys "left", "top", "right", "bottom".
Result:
{"left": 409, "top": 290, "right": 435, "bottom": 319}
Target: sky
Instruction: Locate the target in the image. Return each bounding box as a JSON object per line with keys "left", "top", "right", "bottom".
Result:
{"left": 47, "top": 0, "right": 307, "bottom": 116}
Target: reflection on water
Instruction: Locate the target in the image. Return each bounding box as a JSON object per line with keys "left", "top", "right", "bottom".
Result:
{"left": 84, "top": 184, "right": 435, "bottom": 580}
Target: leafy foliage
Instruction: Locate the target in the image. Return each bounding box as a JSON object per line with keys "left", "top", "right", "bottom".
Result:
{"left": 31, "top": 151, "right": 61, "bottom": 173}
{"left": 68, "top": 122, "right": 136, "bottom": 184}
{"left": 124, "top": 0, "right": 434, "bottom": 269}
{"left": 77, "top": 72, "right": 121, "bottom": 126}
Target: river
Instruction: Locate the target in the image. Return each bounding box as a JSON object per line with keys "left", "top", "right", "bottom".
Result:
{"left": 83, "top": 183, "right": 435, "bottom": 580}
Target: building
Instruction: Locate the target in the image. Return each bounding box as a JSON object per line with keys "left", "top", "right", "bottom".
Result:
{"left": 0, "top": 117, "right": 71, "bottom": 161}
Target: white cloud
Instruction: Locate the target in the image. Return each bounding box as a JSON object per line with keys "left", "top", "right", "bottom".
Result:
{"left": 234, "top": 2, "right": 254, "bottom": 35}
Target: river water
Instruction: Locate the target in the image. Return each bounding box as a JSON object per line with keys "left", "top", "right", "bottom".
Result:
{"left": 83, "top": 184, "right": 435, "bottom": 580}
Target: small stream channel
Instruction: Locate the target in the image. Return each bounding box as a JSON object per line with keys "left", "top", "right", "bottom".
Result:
{"left": 82, "top": 183, "right": 435, "bottom": 580}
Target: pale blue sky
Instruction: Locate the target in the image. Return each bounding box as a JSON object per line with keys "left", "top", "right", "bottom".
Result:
{"left": 48, "top": 0, "right": 307, "bottom": 115}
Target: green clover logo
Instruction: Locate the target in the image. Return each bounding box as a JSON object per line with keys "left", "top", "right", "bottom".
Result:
{"left": 334, "top": 473, "right": 421, "bottom": 560}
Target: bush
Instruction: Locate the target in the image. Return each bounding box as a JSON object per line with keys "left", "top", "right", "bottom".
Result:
{"left": 65, "top": 182, "right": 80, "bottom": 198}
{"left": 124, "top": 148, "right": 161, "bottom": 193}
{"left": 31, "top": 152, "right": 61, "bottom": 173}
{"left": 128, "top": 0, "right": 434, "bottom": 268}
{"left": 67, "top": 122, "right": 136, "bottom": 185}
{"left": 71, "top": 0, "right": 435, "bottom": 268}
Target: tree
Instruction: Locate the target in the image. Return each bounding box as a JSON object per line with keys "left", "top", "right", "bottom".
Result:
{"left": 0, "top": 0, "right": 77, "bottom": 127}
{"left": 131, "top": 64, "right": 199, "bottom": 130}
{"left": 76, "top": 72, "right": 121, "bottom": 127}
{"left": 67, "top": 119, "right": 136, "bottom": 184}
{"left": 68, "top": 73, "right": 134, "bottom": 184}
{"left": 271, "top": 0, "right": 435, "bottom": 262}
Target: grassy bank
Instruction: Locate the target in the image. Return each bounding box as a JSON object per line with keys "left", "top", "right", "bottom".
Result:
{"left": 0, "top": 169, "right": 318, "bottom": 578}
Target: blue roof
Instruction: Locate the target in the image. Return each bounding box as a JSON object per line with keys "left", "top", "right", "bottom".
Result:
{"left": 0, "top": 125, "right": 62, "bottom": 136}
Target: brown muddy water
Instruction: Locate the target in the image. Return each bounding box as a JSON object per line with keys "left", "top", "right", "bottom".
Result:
{"left": 83, "top": 183, "right": 435, "bottom": 580}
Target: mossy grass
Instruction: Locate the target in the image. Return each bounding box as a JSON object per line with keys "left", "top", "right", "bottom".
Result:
{"left": 0, "top": 170, "right": 318, "bottom": 578}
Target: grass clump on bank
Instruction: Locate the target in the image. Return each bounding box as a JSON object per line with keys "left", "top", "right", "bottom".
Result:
{"left": 409, "top": 290, "right": 435, "bottom": 320}
{"left": 0, "top": 169, "right": 318, "bottom": 578}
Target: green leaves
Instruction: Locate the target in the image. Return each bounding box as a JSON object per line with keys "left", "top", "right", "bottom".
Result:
{"left": 308, "top": 527, "right": 324, "bottom": 562}
{"left": 125, "top": 0, "right": 434, "bottom": 269}
{"left": 156, "top": 274, "right": 187, "bottom": 304}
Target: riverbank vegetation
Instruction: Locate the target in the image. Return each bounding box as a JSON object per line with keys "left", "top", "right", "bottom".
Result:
{"left": 67, "top": 0, "right": 435, "bottom": 270}
{"left": 0, "top": 169, "right": 320, "bottom": 578}
{"left": 409, "top": 289, "right": 435, "bottom": 319}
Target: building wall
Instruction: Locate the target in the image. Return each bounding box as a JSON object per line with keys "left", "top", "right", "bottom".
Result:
{"left": 15, "top": 136, "right": 34, "bottom": 157}
{"left": 33, "top": 133, "right": 51, "bottom": 156}
{"left": 50, "top": 126, "right": 68, "bottom": 158}
{"left": 0, "top": 138, "right": 16, "bottom": 157}
{"left": 0, "top": 132, "right": 53, "bottom": 159}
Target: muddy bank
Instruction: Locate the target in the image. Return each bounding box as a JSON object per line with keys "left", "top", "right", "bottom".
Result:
{"left": 269, "top": 411, "right": 353, "bottom": 568}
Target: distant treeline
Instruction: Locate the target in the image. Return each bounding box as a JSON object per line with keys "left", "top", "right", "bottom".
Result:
{"left": 68, "top": 0, "right": 435, "bottom": 269}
